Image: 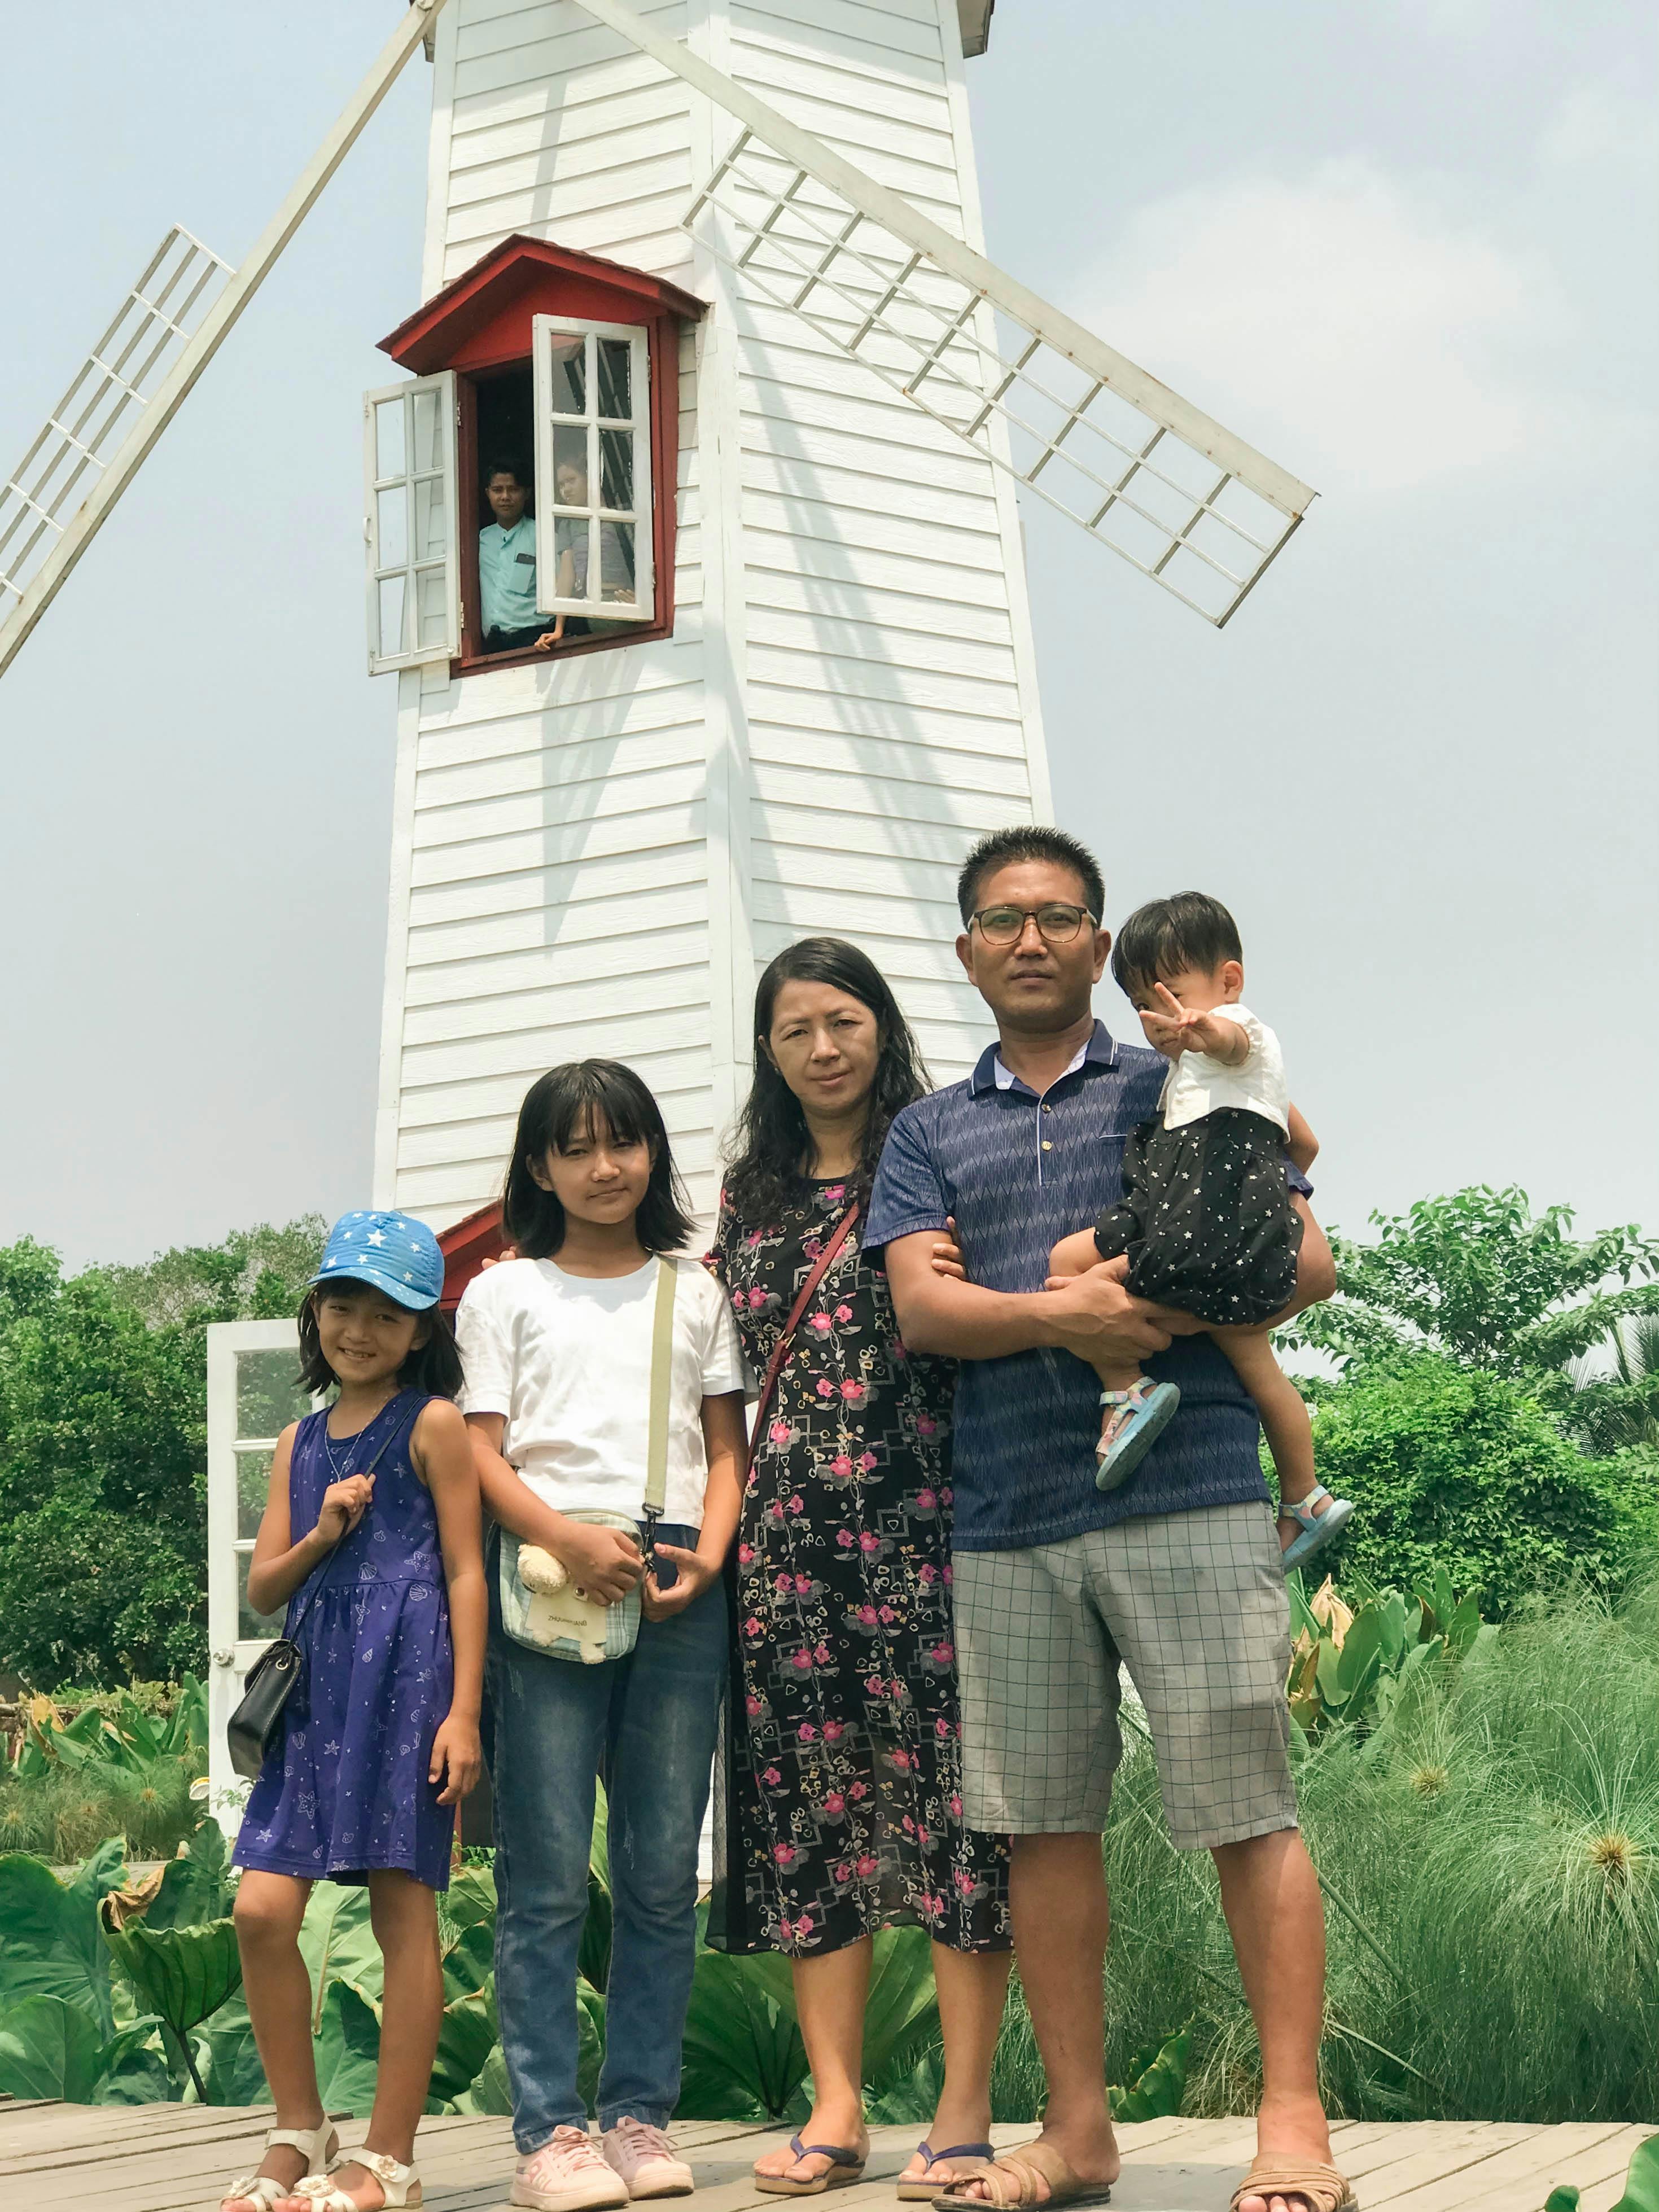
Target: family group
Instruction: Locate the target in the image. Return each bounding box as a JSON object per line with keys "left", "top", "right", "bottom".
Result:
{"left": 221, "top": 826, "right": 1356, "bottom": 2212}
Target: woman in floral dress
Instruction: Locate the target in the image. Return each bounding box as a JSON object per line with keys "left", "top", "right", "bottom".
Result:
{"left": 706, "top": 938, "right": 1010, "bottom": 2197}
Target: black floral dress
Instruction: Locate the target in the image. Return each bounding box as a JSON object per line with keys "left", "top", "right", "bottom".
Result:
{"left": 705, "top": 1178, "right": 1009, "bottom": 1957}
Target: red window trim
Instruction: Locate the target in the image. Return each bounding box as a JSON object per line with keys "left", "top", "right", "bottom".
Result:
{"left": 450, "top": 314, "right": 682, "bottom": 676}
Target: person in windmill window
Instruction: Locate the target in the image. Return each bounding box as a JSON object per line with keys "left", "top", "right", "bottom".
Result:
{"left": 477, "top": 457, "right": 572, "bottom": 655}
{"left": 541, "top": 458, "right": 635, "bottom": 647}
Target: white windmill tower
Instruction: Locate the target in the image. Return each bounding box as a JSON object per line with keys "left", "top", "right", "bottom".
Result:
{"left": 0, "top": 0, "right": 1313, "bottom": 1808}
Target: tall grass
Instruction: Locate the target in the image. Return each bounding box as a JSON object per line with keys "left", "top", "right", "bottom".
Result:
{"left": 0, "top": 1753, "right": 196, "bottom": 1861}
{"left": 1097, "top": 1571, "right": 1659, "bottom": 2123}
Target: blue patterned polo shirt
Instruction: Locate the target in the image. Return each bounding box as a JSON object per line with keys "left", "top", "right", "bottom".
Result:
{"left": 865, "top": 1021, "right": 1307, "bottom": 1553}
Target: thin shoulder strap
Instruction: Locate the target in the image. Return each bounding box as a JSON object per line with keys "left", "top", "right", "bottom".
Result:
{"left": 746, "top": 1202, "right": 860, "bottom": 1469}
{"left": 644, "top": 1257, "right": 677, "bottom": 1520}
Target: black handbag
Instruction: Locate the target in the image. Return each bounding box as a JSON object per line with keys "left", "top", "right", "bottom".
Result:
{"left": 226, "top": 1396, "right": 421, "bottom": 1782}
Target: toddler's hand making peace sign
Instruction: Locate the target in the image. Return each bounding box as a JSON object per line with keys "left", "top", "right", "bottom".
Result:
{"left": 1139, "top": 983, "right": 1247, "bottom": 1066}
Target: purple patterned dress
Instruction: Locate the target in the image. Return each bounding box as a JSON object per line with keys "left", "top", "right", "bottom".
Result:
{"left": 234, "top": 1390, "right": 455, "bottom": 1891}
{"left": 706, "top": 1180, "right": 1009, "bottom": 1957}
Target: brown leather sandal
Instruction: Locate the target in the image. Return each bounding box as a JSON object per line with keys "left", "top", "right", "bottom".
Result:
{"left": 1228, "top": 2158, "right": 1357, "bottom": 2212}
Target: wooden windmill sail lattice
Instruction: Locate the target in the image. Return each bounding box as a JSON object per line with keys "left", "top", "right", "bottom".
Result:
{"left": 581, "top": 0, "right": 1314, "bottom": 628}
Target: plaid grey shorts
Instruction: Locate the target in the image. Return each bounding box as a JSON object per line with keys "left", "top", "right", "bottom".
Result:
{"left": 952, "top": 1501, "right": 1298, "bottom": 1851}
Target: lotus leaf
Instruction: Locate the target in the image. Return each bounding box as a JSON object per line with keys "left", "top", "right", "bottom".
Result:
{"left": 0, "top": 1838, "right": 125, "bottom": 2035}
{"left": 314, "top": 1977, "right": 382, "bottom": 2113}
{"left": 0, "top": 1991, "right": 103, "bottom": 2099}
{"left": 299, "top": 1881, "right": 383, "bottom": 2023}
{"left": 101, "top": 1911, "right": 242, "bottom": 2097}
{"left": 1610, "top": 2136, "right": 1659, "bottom": 2212}
{"left": 430, "top": 1982, "right": 499, "bottom": 2106}
{"left": 450, "top": 2039, "right": 513, "bottom": 2116}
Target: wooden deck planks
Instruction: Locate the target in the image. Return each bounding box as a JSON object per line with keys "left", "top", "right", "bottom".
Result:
{"left": 0, "top": 2103, "right": 1649, "bottom": 2212}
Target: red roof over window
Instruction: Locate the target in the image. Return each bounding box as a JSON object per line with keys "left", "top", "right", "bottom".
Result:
{"left": 436, "top": 1202, "right": 506, "bottom": 1313}
{"left": 379, "top": 235, "right": 707, "bottom": 377}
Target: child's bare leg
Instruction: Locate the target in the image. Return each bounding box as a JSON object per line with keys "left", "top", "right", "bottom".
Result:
{"left": 1213, "top": 1326, "right": 1320, "bottom": 1542}
{"left": 1049, "top": 1230, "right": 1144, "bottom": 1393}
{"left": 319, "top": 1870, "right": 447, "bottom": 2202}
{"left": 228, "top": 1873, "right": 332, "bottom": 2210}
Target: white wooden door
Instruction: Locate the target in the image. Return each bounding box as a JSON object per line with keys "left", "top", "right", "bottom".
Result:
{"left": 205, "top": 1320, "right": 320, "bottom": 1828}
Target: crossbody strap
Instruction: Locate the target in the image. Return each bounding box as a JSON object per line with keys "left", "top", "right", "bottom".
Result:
{"left": 642, "top": 1255, "right": 678, "bottom": 1522}
{"left": 286, "top": 1392, "right": 423, "bottom": 1641}
{"left": 746, "top": 1202, "right": 861, "bottom": 1469}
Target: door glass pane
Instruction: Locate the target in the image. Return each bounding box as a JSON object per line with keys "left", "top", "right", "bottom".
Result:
{"left": 237, "top": 1549, "right": 273, "bottom": 1641}
{"left": 597, "top": 339, "right": 632, "bottom": 419}
{"left": 237, "top": 1447, "right": 276, "bottom": 1539}
{"left": 411, "top": 384, "right": 443, "bottom": 472}
{"left": 416, "top": 565, "right": 450, "bottom": 647}
{"left": 551, "top": 425, "right": 590, "bottom": 509}
{"left": 414, "top": 474, "right": 447, "bottom": 561}
{"left": 598, "top": 429, "right": 634, "bottom": 515}
{"left": 603, "top": 522, "right": 638, "bottom": 603}
{"left": 545, "top": 334, "right": 587, "bottom": 415}
{"left": 377, "top": 483, "right": 409, "bottom": 570}
{"left": 378, "top": 575, "right": 408, "bottom": 658}
{"left": 237, "top": 1347, "right": 308, "bottom": 1439}
{"left": 375, "top": 397, "right": 406, "bottom": 481}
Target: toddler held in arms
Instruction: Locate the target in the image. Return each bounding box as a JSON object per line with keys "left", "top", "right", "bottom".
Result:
{"left": 1048, "top": 892, "right": 1352, "bottom": 1567}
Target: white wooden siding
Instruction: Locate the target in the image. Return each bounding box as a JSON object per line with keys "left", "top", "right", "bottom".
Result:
{"left": 378, "top": 0, "right": 1048, "bottom": 1230}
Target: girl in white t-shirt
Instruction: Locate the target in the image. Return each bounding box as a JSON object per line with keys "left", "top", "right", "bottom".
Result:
{"left": 1049, "top": 894, "right": 1352, "bottom": 1566}
{"left": 457, "top": 1061, "right": 747, "bottom": 2212}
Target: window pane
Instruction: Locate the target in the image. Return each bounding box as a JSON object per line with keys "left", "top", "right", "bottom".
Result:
{"left": 237, "top": 1549, "right": 274, "bottom": 1642}
{"left": 410, "top": 384, "right": 443, "bottom": 472}
{"left": 377, "top": 483, "right": 409, "bottom": 571}
{"left": 545, "top": 333, "right": 587, "bottom": 416}
{"left": 416, "top": 564, "right": 450, "bottom": 647}
{"left": 237, "top": 1448, "right": 275, "bottom": 1540}
{"left": 375, "top": 397, "right": 406, "bottom": 481}
{"left": 597, "top": 338, "right": 632, "bottom": 419}
{"left": 598, "top": 429, "right": 634, "bottom": 515}
{"left": 378, "top": 573, "right": 408, "bottom": 658}
{"left": 236, "top": 1347, "right": 308, "bottom": 1440}
{"left": 601, "top": 521, "right": 638, "bottom": 604}
{"left": 552, "top": 425, "right": 590, "bottom": 508}
{"left": 414, "top": 472, "right": 447, "bottom": 561}
{"left": 557, "top": 516, "right": 594, "bottom": 599}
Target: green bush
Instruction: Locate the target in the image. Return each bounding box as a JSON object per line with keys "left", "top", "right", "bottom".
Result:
{"left": 1307, "top": 1354, "right": 1652, "bottom": 1615}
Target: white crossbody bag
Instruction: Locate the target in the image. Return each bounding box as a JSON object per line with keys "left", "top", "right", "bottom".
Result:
{"left": 497, "top": 1254, "right": 677, "bottom": 1666}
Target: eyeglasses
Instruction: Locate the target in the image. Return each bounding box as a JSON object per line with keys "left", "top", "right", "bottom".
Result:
{"left": 969, "top": 902, "right": 1097, "bottom": 947}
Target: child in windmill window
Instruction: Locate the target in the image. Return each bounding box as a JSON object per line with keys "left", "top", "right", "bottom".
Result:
{"left": 223, "top": 1211, "right": 484, "bottom": 2212}
{"left": 457, "top": 1061, "right": 747, "bottom": 2211}
{"left": 1047, "top": 893, "right": 1354, "bottom": 1569}
{"left": 541, "top": 460, "right": 636, "bottom": 647}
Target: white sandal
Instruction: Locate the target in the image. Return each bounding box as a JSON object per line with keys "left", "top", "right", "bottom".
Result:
{"left": 223, "top": 2125, "right": 340, "bottom": 2212}
{"left": 295, "top": 2152, "right": 423, "bottom": 2211}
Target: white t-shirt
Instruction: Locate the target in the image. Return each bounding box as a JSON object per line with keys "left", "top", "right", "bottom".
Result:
{"left": 456, "top": 1253, "right": 746, "bottom": 1527}
{"left": 1159, "top": 1003, "right": 1290, "bottom": 1136}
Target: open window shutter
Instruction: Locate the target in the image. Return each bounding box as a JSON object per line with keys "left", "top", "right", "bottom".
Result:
{"left": 364, "top": 371, "right": 460, "bottom": 673}
{"left": 532, "top": 316, "right": 655, "bottom": 624}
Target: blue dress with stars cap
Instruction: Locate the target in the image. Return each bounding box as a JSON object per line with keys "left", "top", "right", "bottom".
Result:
{"left": 234, "top": 1388, "right": 456, "bottom": 1890}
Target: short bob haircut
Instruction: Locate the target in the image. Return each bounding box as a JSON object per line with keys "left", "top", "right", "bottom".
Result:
{"left": 956, "top": 825, "right": 1105, "bottom": 929}
{"left": 484, "top": 454, "right": 532, "bottom": 490}
{"left": 1110, "top": 891, "right": 1245, "bottom": 998}
{"left": 723, "top": 936, "right": 930, "bottom": 1225}
{"left": 502, "top": 1059, "right": 694, "bottom": 1259}
{"left": 297, "top": 1280, "right": 465, "bottom": 1401}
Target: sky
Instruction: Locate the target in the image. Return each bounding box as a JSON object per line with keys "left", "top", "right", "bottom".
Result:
{"left": 0, "top": 1, "right": 1654, "bottom": 1271}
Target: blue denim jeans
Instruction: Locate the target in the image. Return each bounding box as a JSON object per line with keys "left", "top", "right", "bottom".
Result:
{"left": 487, "top": 1526, "right": 727, "bottom": 2150}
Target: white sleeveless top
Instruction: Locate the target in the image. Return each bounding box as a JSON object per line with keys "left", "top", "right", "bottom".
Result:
{"left": 1159, "top": 1004, "right": 1289, "bottom": 1136}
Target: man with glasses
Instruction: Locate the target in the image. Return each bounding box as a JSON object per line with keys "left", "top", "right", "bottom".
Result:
{"left": 864, "top": 826, "right": 1346, "bottom": 2212}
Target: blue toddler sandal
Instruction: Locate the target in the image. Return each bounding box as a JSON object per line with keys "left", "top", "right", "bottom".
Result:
{"left": 1095, "top": 1379, "right": 1180, "bottom": 1491}
{"left": 1279, "top": 1482, "right": 1354, "bottom": 1570}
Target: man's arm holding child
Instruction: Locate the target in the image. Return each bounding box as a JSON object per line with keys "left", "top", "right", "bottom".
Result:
{"left": 465, "top": 1412, "right": 645, "bottom": 1603}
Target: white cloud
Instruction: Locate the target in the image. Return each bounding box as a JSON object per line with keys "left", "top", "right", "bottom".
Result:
{"left": 1069, "top": 160, "right": 1569, "bottom": 495}
{"left": 1540, "top": 81, "right": 1659, "bottom": 173}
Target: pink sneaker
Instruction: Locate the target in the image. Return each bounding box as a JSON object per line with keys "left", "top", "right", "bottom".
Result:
{"left": 600, "top": 2119, "right": 694, "bottom": 2200}
{"left": 512, "top": 2128, "right": 630, "bottom": 2212}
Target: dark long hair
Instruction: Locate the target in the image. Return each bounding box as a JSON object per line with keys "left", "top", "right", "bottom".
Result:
{"left": 296, "top": 1284, "right": 464, "bottom": 1400}
{"left": 722, "top": 937, "right": 930, "bottom": 1225}
{"left": 502, "top": 1059, "right": 694, "bottom": 1259}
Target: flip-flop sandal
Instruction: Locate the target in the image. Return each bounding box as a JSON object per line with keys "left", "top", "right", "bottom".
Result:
{"left": 1279, "top": 1484, "right": 1354, "bottom": 1571}
{"left": 932, "top": 2140, "right": 1112, "bottom": 2211}
{"left": 897, "top": 2142, "right": 995, "bottom": 2200}
{"left": 1228, "top": 2157, "right": 1356, "bottom": 2212}
{"left": 754, "top": 2140, "right": 868, "bottom": 2197}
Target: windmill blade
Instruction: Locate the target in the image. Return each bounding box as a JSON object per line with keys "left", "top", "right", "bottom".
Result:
{"left": 576, "top": 0, "right": 1314, "bottom": 627}
{"left": 0, "top": 0, "right": 452, "bottom": 682}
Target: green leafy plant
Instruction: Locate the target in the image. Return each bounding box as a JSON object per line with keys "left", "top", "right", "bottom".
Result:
{"left": 1284, "top": 1563, "right": 1490, "bottom": 1735}
{"left": 0, "top": 1991, "right": 171, "bottom": 2103}
{"left": 99, "top": 1913, "right": 242, "bottom": 2100}
{"left": 0, "top": 1838, "right": 126, "bottom": 2035}
{"left": 1544, "top": 2134, "right": 1659, "bottom": 2212}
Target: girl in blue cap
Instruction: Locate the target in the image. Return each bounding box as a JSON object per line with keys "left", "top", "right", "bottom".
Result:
{"left": 222, "top": 1211, "right": 485, "bottom": 2212}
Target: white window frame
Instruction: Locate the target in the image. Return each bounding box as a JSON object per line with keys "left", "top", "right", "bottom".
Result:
{"left": 205, "top": 1319, "right": 325, "bottom": 1832}
{"left": 531, "top": 316, "right": 655, "bottom": 624}
{"left": 364, "top": 370, "right": 460, "bottom": 673}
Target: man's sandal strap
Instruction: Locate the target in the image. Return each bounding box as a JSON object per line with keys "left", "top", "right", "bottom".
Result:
{"left": 1229, "top": 2160, "right": 1355, "bottom": 2212}
{"left": 933, "top": 2140, "right": 1111, "bottom": 2211}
